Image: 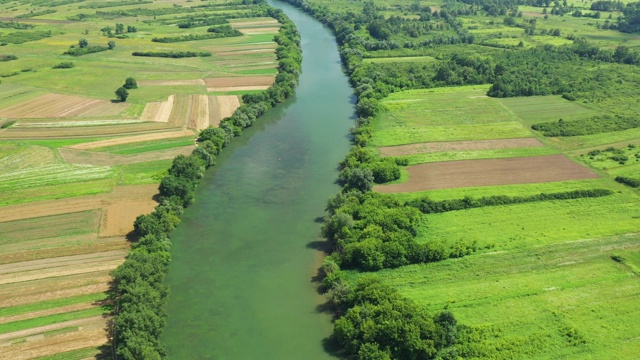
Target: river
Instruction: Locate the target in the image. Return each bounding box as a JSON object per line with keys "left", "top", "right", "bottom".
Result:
{"left": 162, "top": 1, "right": 355, "bottom": 358}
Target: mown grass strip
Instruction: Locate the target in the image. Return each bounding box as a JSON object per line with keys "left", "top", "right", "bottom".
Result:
{"left": 0, "top": 307, "right": 106, "bottom": 335}
{"left": 0, "top": 292, "right": 107, "bottom": 318}
{"left": 95, "top": 137, "right": 194, "bottom": 155}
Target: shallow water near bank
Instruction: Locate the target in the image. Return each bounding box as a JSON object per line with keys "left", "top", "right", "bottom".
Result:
{"left": 162, "top": 1, "right": 355, "bottom": 358}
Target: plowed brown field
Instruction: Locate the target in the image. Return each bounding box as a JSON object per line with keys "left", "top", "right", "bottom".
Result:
{"left": 379, "top": 138, "right": 545, "bottom": 157}
{"left": 375, "top": 154, "right": 600, "bottom": 193}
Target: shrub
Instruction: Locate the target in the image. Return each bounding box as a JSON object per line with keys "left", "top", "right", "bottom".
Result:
{"left": 123, "top": 77, "right": 138, "bottom": 89}
{"left": 53, "top": 61, "right": 74, "bottom": 69}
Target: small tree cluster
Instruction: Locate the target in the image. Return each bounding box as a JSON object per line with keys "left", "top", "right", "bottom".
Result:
{"left": 116, "top": 78, "right": 138, "bottom": 102}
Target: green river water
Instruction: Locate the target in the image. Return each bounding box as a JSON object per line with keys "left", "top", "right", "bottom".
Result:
{"left": 163, "top": 1, "right": 355, "bottom": 358}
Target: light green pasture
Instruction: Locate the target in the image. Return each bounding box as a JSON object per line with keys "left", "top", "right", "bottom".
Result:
{"left": 371, "top": 86, "right": 532, "bottom": 146}
{"left": 416, "top": 190, "right": 639, "bottom": 250}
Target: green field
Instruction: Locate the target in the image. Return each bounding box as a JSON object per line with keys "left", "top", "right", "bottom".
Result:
{"left": 94, "top": 136, "right": 194, "bottom": 154}
{"left": 371, "top": 86, "right": 533, "bottom": 146}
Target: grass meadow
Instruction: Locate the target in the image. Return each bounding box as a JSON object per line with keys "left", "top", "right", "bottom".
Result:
{"left": 370, "top": 86, "right": 532, "bottom": 146}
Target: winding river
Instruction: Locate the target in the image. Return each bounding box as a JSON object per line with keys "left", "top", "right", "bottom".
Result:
{"left": 163, "top": 1, "right": 354, "bottom": 358}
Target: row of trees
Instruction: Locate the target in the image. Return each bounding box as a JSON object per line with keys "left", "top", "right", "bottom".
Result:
{"left": 531, "top": 115, "right": 640, "bottom": 137}
{"left": 64, "top": 39, "right": 114, "bottom": 56}
{"left": 131, "top": 51, "right": 212, "bottom": 58}
{"left": 109, "top": 8, "right": 302, "bottom": 358}
{"left": 151, "top": 29, "right": 242, "bottom": 43}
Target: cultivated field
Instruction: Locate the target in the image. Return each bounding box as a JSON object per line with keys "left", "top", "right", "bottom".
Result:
{"left": 0, "top": 0, "right": 284, "bottom": 356}
{"left": 0, "top": 93, "right": 128, "bottom": 119}
{"left": 375, "top": 154, "right": 599, "bottom": 192}
{"left": 205, "top": 76, "right": 275, "bottom": 92}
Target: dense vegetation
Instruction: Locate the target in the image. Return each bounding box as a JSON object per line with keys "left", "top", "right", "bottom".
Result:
{"left": 15, "top": 9, "right": 56, "bottom": 18}
{"left": 531, "top": 115, "right": 640, "bottom": 137}
{"left": 615, "top": 176, "right": 640, "bottom": 188}
{"left": 151, "top": 26, "right": 242, "bottom": 43}
{"left": 332, "top": 277, "right": 460, "bottom": 360}
{"left": 0, "top": 21, "right": 34, "bottom": 29}
{"left": 79, "top": 0, "right": 153, "bottom": 9}
{"left": 52, "top": 61, "right": 74, "bottom": 69}
{"left": 131, "top": 51, "right": 212, "bottom": 58}
{"left": 110, "top": 7, "right": 302, "bottom": 358}
{"left": 64, "top": 39, "right": 111, "bottom": 56}
{"left": 0, "top": 31, "right": 52, "bottom": 45}
{"left": 0, "top": 55, "right": 17, "bottom": 62}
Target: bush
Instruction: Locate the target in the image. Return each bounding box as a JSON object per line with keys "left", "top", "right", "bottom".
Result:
{"left": 123, "top": 77, "right": 138, "bottom": 89}
{"left": 115, "top": 87, "right": 129, "bottom": 102}
{"left": 53, "top": 61, "right": 74, "bottom": 69}
{"left": 531, "top": 115, "right": 640, "bottom": 137}
{"left": 64, "top": 45, "right": 108, "bottom": 56}
{"left": 131, "top": 51, "right": 212, "bottom": 58}
{"left": 0, "top": 55, "right": 17, "bottom": 62}
{"left": 615, "top": 176, "right": 640, "bottom": 188}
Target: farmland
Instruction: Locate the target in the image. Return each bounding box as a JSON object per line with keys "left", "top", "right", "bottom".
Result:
{"left": 279, "top": 0, "right": 640, "bottom": 357}
{"left": 0, "top": 0, "right": 287, "bottom": 357}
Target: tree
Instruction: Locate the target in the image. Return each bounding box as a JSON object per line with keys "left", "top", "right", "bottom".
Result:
{"left": 123, "top": 77, "right": 138, "bottom": 89}
{"left": 115, "top": 23, "right": 125, "bottom": 34}
{"left": 115, "top": 87, "right": 129, "bottom": 102}
{"left": 78, "top": 38, "right": 88, "bottom": 48}
{"left": 108, "top": 40, "right": 116, "bottom": 50}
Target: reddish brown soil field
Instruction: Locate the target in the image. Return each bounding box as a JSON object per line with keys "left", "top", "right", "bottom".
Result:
{"left": 379, "top": 138, "right": 545, "bottom": 157}
{"left": 375, "top": 154, "right": 600, "bottom": 193}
